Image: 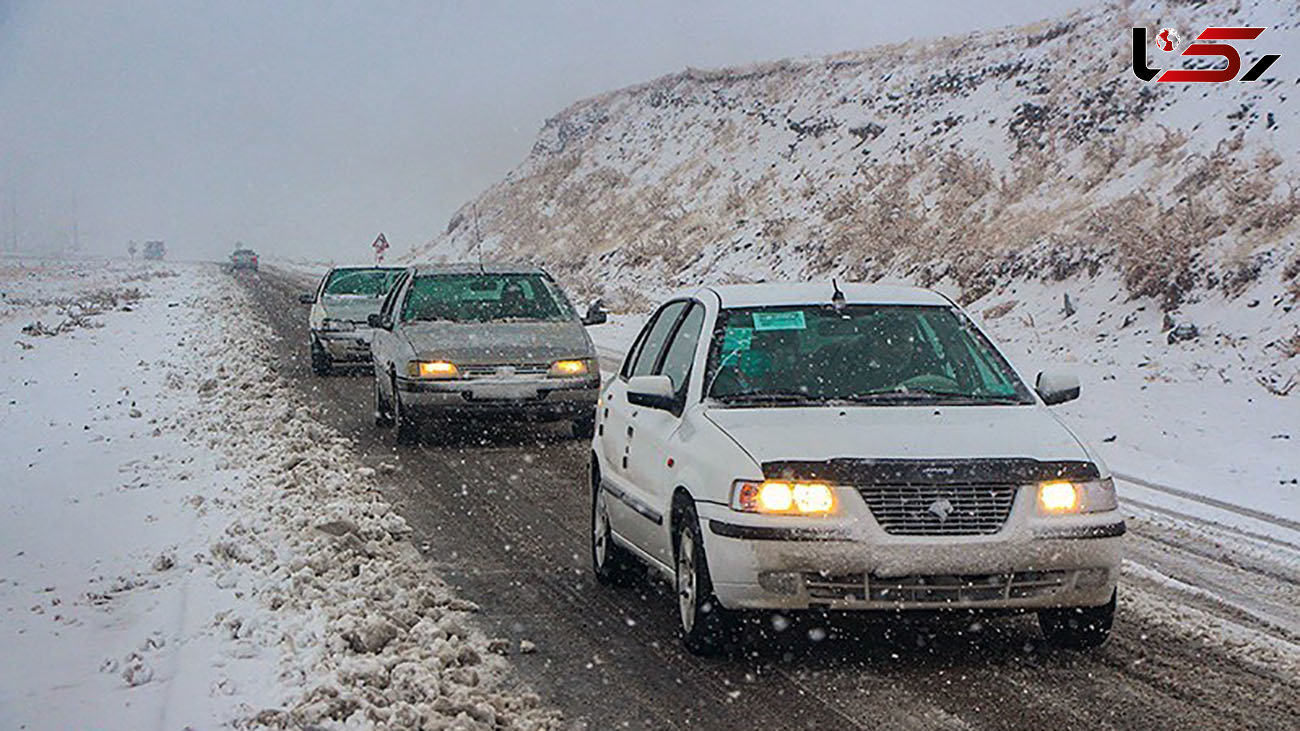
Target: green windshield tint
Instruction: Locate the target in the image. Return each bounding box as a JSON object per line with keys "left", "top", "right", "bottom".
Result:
{"left": 323, "top": 268, "right": 404, "bottom": 297}
{"left": 706, "top": 304, "right": 1033, "bottom": 404}
{"left": 401, "top": 273, "right": 574, "bottom": 323}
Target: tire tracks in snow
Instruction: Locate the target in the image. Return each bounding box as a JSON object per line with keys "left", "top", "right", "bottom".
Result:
{"left": 243, "top": 267, "right": 1300, "bottom": 730}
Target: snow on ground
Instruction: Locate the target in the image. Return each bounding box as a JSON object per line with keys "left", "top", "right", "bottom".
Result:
{"left": 966, "top": 271, "right": 1300, "bottom": 542}
{"left": 0, "top": 260, "right": 560, "bottom": 729}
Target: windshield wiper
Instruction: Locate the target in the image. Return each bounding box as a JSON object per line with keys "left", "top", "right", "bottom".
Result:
{"left": 844, "top": 388, "right": 1023, "bottom": 404}
{"left": 712, "top": 390, "right": 822, "bottom": 405}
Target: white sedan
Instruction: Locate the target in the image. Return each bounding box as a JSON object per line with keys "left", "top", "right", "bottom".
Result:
{"left": 589, "top": 283, "right": 1123, "bottom": 655}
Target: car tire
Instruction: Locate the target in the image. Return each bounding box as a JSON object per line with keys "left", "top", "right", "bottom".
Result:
{"left": 392, "top": 377, "right": 419, "bottom": 445}
{"left": 310, "top": 336, "right": 332, "bottom": 376}
{"left": 571, "top": 412, "right": 596, "bottom": 439}
{"left": 675, "top": 503, "right": 734, "bottom": 656}
{"left": 1038, "top": 589, "right": 1116, "bottom": 649}
{"left": 374, "top": 376, "right": 394, "bottom": 428}
{"left": 590, "top": 459, "right": 637, "bottom": 586}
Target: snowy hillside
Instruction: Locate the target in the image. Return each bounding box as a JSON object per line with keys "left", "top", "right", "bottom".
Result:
{"left": 415, "top": 0, "right": 1298, "bottom": 324}
{"left": 406, "top": 0, "right": 1300, "bottom": 530}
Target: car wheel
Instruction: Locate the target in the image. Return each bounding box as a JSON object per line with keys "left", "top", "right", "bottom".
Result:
{"left": 310, "top": 336, "right": 332, "bottom": 376}
{"left": 571, "top": 411, "right": 596, "bottom": 439}
{"left": 392, "top": 376, "right": 419, "bottom": 445}
{"left": 1039, "top": 589, "right": 1116, "bottom": 649}
{"left": 590, "top": 460, "right": 636, "bottom": 586}
{"left": 675, "top": 504, "right": 734, "bottom": 656}
{"left": 374, "top": 375, "right": 394, "bottom": 428}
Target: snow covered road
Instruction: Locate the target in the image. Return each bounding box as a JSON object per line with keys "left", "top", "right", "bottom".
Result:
{"left": 1, "top": 260, "right": 561, "bottom": 729}
{"left": 4, "top": 259, "right": 1296, "bottom": 729}
{"left": 245, "top": 265, "right": 1300, "bottom": 730}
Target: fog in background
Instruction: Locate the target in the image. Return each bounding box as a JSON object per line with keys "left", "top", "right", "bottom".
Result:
{"left": 0, "top": 0, "right": 1091, "bottom": 262}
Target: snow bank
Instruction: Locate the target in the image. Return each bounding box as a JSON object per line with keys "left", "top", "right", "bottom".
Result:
{"left": 0, "top": 262, "right": 561, "bottom": 729}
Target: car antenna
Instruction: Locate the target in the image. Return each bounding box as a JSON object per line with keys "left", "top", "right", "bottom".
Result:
{"left": 831, "top": 278, "right": 847, "bottom": 312}
{"left": 472, "top": 203, "right": 486, "bottom": 274}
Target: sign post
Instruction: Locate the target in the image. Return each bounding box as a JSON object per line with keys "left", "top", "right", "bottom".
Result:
{"left": 372, "top": 232, "right": 389, "bottom": 264}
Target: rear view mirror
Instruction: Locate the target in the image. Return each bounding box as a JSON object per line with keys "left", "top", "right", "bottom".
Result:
{"left": 626, "top": 374, "right": 676, "bottom": 411}
{"left": 298, "top": 293, "right": 315, "bottom": 304}
{"left": 1036, "top": 371, "right": 1080, "bottom": 405}
{"left": 582, "top": 299, "right": 608, "bottom": 326}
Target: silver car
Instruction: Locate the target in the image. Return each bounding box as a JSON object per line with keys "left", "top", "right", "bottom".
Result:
{"left": 369, "top": 263, "right": 606, "bottom": 443}
{"left": 299, "top": 266, "right": 404, "bottom": 374}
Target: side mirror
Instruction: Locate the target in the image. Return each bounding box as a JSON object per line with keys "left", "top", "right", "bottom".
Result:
{"left": 626, "top": 374, "right": 676, "bottom": 411}
{"left": 366, "top": 313, "right": 389, "bottom": 330}
{"left": 298, "top": 293, "right": 315, "bottom": 304}
{"left": 1036, "top": 371, "right": 1080, "bottom": 405}
{"left": 582, "top": 300, "right": 608, "bottom": 326}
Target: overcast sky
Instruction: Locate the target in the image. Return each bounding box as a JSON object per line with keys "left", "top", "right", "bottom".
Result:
{"left": 0, "top": 0, "right": 1093, "bottom": 261}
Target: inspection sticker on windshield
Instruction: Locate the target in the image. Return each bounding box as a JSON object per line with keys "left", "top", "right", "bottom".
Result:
{"left": 752, "top": 311, "right": 806, "bottom": 331}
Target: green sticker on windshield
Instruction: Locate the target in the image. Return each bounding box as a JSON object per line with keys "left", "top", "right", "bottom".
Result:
{"left": 752, "top": 311, "right": 806, "bottom": 331}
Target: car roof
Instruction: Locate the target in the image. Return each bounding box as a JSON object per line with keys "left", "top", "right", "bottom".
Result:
{"left": 409, "top": 262, "right": 547, "bottom": 276}
{"left": 328, "top": 265, "right": 402, "bottom": 271}
{"left": 692, "top": 282, "right": 952, "bottom": 308}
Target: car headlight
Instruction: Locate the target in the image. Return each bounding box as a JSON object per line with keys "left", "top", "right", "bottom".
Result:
{"left": 407, "top": 360, "right": 459, "bottom": 379}
{"left": 549, "top": 359, "right": 591, "bottom": 377}
{"left": 1037, "top": 477, "right": 1117, "bottom": 515}
{"left": 321, "top": 318, "right": 355, "bottom": 332}
{"left": 732, "top": 480, "right": 835, "bottom": 515}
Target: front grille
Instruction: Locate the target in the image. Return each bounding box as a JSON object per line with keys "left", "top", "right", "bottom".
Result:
{"left": 858, "top": 484, "right": 1017, "bottom": 536}
{"left": 459, "top": 363, "right": 549, "bottom": 380}
{"left": 805, "top": 571, "right": 1071, "bottom": 604}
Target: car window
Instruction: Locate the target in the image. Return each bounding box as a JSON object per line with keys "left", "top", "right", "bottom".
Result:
{"left": 323, "top": 268, "right": 404, "bottom": 297}
{"left": 378, "top": 271, "right": 410, "bottom": 321}
{"left": 656, "top": 302, "right": 704, "bottom": 395}
{"left": 400, "top": 273, "right": 574, "bottom": 323}
{"left": 704, "top": 304, "right": 1034, "bottom": 405}
{"left": 629, "top": 301, "right": 687, "bottom": 378}
{"left": 620, "top": 312, "right": 658, "bottom": 379}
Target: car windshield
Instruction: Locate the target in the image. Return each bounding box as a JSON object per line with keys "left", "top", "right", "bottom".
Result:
{"left": 323, "top": 268, "right": 403, "bottom": 297}
{"left": 401, "top": 272, "right": 575, "bottom": 323}
{"left": 705, "top": 304, "right": 1034, "bottom": 406}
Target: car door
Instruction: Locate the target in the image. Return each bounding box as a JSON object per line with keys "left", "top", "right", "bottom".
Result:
{"left": 600, "top": 300, "right": 688, "bottom": 548}
{"left": 623, "top": 301, "right": 705, "bottom": 563}
{"left": 309, "top": 270, "right": 331, "bottom": 331}
{"left": 372, "top": 270, "right": 411, "bottom": 400}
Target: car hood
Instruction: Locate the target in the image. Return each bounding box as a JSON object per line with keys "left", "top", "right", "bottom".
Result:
{"left": 704, "top": 405, "right": 1089, "bottom": 465}
{"left": 401, "top": 320, "right": 594, "bottom": 364}
{"left": 320, "top": 295, "right": 386, "bottom": 323}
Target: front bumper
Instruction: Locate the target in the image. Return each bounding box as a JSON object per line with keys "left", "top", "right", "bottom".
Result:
{"left": 695, "top": 487, "right": 1123, "bottom": 613}
{"left": 315, "top": 329, "right": 373, "bottom": 363}
{"left": 395, "top": 374, "right": 599, "bottom": 420}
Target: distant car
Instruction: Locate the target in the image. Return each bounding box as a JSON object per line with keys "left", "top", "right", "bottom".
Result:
{"left": 369, "top": 263, "right": 606, "bottom": 443}
{"left": 589, "top": 283, "right": 1122, "bottom": 655}
{"left": 142, "top": 240, "right": 166, "bottom": 261}
{"left": 299, "top": 266, "right": 404, "bottom": 374}
{"left": 230, "top": 248, "right": 259, "bottom": 271}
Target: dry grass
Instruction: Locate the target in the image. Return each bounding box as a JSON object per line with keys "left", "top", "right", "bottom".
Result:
{"left": 428, "top": 25, "right": 1298, "bottom": 316}
{"left": 982, "top": 300, "right": 1018, "bottom": 320}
